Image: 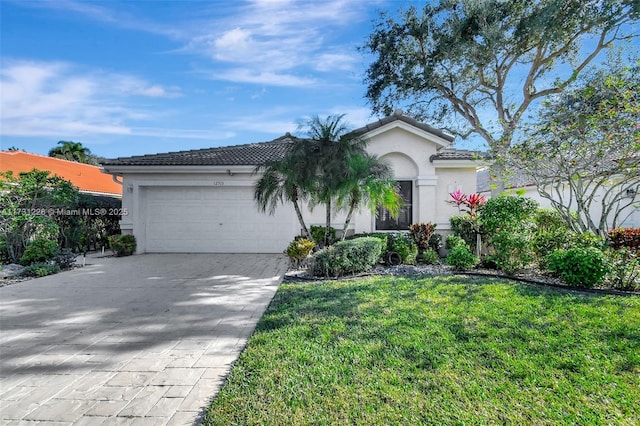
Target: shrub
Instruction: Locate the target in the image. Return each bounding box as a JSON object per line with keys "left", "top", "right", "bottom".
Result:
{"left": 53, "top": 249, "right": 77, "bottom": 269}
{"left": 429, "top": 233, "right": 443, "bottom": 253}
{"left": 19, "top": 238, "right": 58, "bottom": 266}
{"left": 286, "top": 238, "right": 315, "bottom": 268}
{"left": 491, "top": 231, "right": 534, "bottom": 274}
{"left": 310, "top": 225, "right": 336, "bottom": 246}
{"left": 312, "top": 237, "right": 384, "bottom": 277}
{"left": 605, "top": 248, "right": 640, "bottom": 291}
{"left": 534, "top": 208, "right": 570, "bottom": 233}
{"left": 532, "top": 229, "right": 572, "bottom": 266}
{"left": 388, "top": 233, "right": 418, "bottom": 265}
{"left": 23, "top": 262, "right": 60, "bottom": 277}
{"left": 546, "top": 247, "right": 610, "bottom": 288}
{"left": 420, "top": 249, "right": 440, "bottom": 265}
{"left": 608, "top": 228, "right": 640, "bottom": 252}
{"left": 479, "top": 195, "right": 538, "bottom": 234}
{"left": 446, "top": 235, "right": 468, "bottom": 250}
{"left": 569, "top": 232, "right": 606, "bottom": 250}
{"left": 446, "top": 246, "right": 479, "bottom": 270}
{"left": 108, "top": 234, "right": 137, "bottom": 257}
{"left": 409, "top": 222, "right": 436, "bottom": 251}
{"left": 449, "top": 215, "right": 478, "bottom": 248}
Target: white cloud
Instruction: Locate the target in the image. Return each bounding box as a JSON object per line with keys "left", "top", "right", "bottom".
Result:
{"left": 214, "top": 69, "right": 316, "bottom": 87}
{"left": 0, "top": 59, "right": 192, "bottom": 139}
{"left": 185, "top": 0, "right": 369, "bottom": 86}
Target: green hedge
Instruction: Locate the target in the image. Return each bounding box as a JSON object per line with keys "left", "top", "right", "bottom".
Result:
{"left": 312, "top": 237, "right": 384, "bottom": 278}
{"left": 546, "top": 247, "right": 609, "bottom": 288}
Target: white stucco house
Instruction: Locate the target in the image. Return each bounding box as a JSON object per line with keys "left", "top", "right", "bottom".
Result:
{"left": 102, "top": 111, "right": 487, "bottom": 254}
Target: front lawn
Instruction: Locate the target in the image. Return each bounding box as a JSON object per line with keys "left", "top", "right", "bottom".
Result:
{"left": 203, "top": 276, "right": 640, "bottom": 425}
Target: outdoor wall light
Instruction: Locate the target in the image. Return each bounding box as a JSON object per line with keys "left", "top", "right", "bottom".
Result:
{"left": 126, "top": 184, "right": 134, "bottom": 192}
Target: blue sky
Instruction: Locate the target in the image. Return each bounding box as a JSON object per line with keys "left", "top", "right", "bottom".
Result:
{"left": 1, "top": 1, "right": 637, "bottom": 160}
{"left": 1, "top": 0, "right": 408, "bottom": 158}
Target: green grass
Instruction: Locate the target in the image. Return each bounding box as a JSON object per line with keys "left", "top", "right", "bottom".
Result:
{"left": 203, "top": 276, "right": 640, "bottom": 425}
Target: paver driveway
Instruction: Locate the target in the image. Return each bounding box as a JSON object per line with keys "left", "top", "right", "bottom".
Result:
{"left": 0, "top": 253, "right": 288, "bottom": 425}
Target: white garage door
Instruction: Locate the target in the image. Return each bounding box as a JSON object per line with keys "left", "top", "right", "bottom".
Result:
{"left": 144, "top": 186, "right": 295, "bottom": 253}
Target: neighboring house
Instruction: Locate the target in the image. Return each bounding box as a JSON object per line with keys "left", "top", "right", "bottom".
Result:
{"left": 477, "top": 168, "right": 639, "bottom": 229}
{"left": 102, "top": 111, "right": 487, "bottom": 254}
{"left": 0, "top": 150, "right": 122, "bottom": 198}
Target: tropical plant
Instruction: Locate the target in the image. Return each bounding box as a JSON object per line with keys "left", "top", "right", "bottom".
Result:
{"left": 48, "top": 141, "right": 101, "bottom": 165}
{"left": 362, "top": 0, "right": 637, "bottom": 193}
{"left": 336, "top": 153, "right": 401, "bottom": 240}
{"left": 108, "top": 234, "right": 136, "bottom": 256}
{"left": 286, "top": 238, "right": 315, "bottom": 268}
{"left": 254, "top": 136, "right": 314, "bottom": 240}
{"left": 0, "top": 169, "right": 78, "bottom": 263}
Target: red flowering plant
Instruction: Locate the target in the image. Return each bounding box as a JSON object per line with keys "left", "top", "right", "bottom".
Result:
{"left": 446, "top": 190, "right": 487, "bottom": 257}
{"left": 447, "top": 190, "right": 486, "bottom": 218}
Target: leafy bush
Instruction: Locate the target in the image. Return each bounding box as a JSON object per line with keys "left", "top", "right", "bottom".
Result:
{"left": 569, "top": 232, "right": 606, "bottom": 250}
{"left": 449, "top": 215, "right": 478, "bottom": 248}
{"left": 312, "top": 237, "right": 384, "bottom": 277}
{"left": 53, "top": 249, "right": 78, "bottom": 269}
{"left": 608, "top": 228, "right": 640, "bottom": 252}
{"left": 532, "top": 229, "right": 572, "bottom": 267}
{"left": 446, "top": 246, "right": 479, "bottom": 270}
{"left": 429, "top": 233, "right": 443, "bottom": 253}
{"left": 310, "top": 225, "right": 336, "bottom": 246}
{"left": 546, "top": 247, "right": 609, "bottom": 288}
{"left": 605, "top": 248, "right": 640, "bottom": 291}
{"left": 446, "top": 235, "right": 468, "bottom": 250}
{"left": 479, "top": 195, "right": 538, "bottom": 234}
{"left": 491, "top": 231, "right": 534, "bottom": 274}
{"left": 388, "top": 233, "right": 418, "bottom": 264}
{"left": 108, "top": 234, "right": 137, "bottom": 257}
{"left": 534, "top": 208, "right": 570, "bottom": 233}
{"left": 286, "top": 238, "right": 315, "bottom": 268}
{"left": 23, "top": 262, "right": 60, "bottom": 277}
{"left": 19, "top": 238, "right": 58, "bottom": 266}
{"left": 409, "top": 222, "right": 436, "bottom": 251}
{"left": 420, "top": 249, "right": 440, "bottom": 265}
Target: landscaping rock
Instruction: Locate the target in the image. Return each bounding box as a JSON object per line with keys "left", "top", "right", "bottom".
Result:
{"left": 0, "top": 263, "right": 26, "bottom": 279}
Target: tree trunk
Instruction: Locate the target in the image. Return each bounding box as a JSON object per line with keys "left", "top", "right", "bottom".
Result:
{"left": 325, "top": 200, "right": 332, "bottom": 247}
{"left": 293, "top": 201, "right": 311, "bottom": 240}
{"left": 341, "top": 199, "right": 357, "bottom": 241}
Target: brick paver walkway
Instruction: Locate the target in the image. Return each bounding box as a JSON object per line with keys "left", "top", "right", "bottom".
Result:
{"left": 0, "top": 253, "right": 288, "bottom": 425}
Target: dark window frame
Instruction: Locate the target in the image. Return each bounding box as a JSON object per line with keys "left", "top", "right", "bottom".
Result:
{"left": 376, "top": 180, "right": 413, "bottom": 231}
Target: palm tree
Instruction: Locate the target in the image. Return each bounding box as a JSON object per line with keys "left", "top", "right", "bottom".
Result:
{"left": 48, "top": 141, "right": 98, "bottom": 164}
{"left": 300, "top": 114, "right": 369, "bottom": 246}
{"left": 336, "top": 153, "right": 402, "bottom": 240}
{"left": 254, "top": 139, "right": 315, "bottom": 240}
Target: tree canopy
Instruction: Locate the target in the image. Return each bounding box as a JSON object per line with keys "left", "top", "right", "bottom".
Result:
{"left": 254, "top": 115, "right": 401, "bottom": 246}
{"left": 362, "top": 0, "right": 638, "bottom": 191}
{"left": 48, "top": 141, "right": 101, "bottom": 165}
{"left": 509, "top": 62, "right": 640, "bottom": 235}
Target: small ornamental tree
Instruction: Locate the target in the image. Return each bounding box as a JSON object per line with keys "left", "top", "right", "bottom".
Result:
{"left": 447, "top": 190, "right": 487, "bottom": 256}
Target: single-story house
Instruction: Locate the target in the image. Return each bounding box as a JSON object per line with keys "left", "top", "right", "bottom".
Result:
{"left": 102, "top": 111, "right": 487, "bottom": 254}
{"left": 0, "top": 150, "right": 122, "bottom": 198}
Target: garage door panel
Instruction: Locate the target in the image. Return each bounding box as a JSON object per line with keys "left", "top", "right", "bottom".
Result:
{"left": 144, "top": 186, "right": 294, "bottom": 253}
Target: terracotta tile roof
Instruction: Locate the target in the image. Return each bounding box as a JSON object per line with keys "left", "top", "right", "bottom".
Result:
{"left": 0, "top": 151, "right": 122, "bottom": 196}
{"left": 102, "top": 134, "right": 298, "bottom": 167}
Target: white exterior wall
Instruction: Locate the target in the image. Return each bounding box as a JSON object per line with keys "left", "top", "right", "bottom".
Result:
{"left": 110, "top": 121, "right": 483, "bottom": 253}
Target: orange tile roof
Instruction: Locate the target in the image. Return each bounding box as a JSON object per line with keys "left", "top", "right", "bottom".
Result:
{"left": 0, "top": 151, "right": 122, "bottom": 197}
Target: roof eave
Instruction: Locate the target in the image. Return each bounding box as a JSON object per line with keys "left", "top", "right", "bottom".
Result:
{"left": 101, "top": 164, "right": 259, "bottom": 174}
